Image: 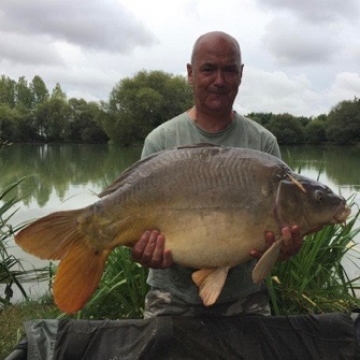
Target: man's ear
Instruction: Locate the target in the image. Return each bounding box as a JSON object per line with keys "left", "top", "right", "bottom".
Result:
{"left": 186, "top": 63, "right": 193, "bottom": 85}
{"left": 238, "top": 64, "right": 244, "bottom": 85}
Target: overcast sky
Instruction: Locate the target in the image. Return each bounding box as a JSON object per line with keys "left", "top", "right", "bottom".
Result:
{"left": 1, "top": 0, "right": 360, "bottom": 117}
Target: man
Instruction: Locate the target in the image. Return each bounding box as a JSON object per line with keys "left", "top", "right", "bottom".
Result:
{"left": 132, "top": 31, "right": 302, "bottom": 318}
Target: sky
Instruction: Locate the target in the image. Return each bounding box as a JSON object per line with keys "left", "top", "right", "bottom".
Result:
{"left": 1, "top": 0, "right": 360, "bottom": 117}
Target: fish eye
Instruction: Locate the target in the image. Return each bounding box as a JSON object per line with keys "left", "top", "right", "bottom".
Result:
{"left": 315, "top": 189, "right": 323, "bottom": 202}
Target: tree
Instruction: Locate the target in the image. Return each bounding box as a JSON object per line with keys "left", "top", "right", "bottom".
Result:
{"left": 31, "top": 76, "right": 49, "bottom": 106}
{"left": 51, "top": 83, "right": 67, "bottom": 100}
{"left": 0, "top": 75, "right": 16, "bottom": 108}
{"left": 297, "top": 116, "right": 311, "bottom": 128}
{"left": 305, "top": 119, "right": 327, "bottom": 144}
{"left": 66, "top": 98, "right": 108, "bottom": 143}
{"left": 15, "top": 76, "right": 34, "bottom": 110}
{"left": 0, "top": 104, "right": 17, "bottom": 141}
{"left": 246, "top": 112, "right": 273, "bottom": 126}
{"left": 266, "top": 113, "right": 305, "bottom": 145}
{"left": 34, "top": 98, "right": 71, "bottom": 142}
{"left": 107, "top": 70, "right": 193, "bottom": 145}
{"left": 326, "top": 98, "right": 360, "bottom": 144}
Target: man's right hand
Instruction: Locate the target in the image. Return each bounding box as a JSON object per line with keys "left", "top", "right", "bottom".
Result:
{"left": 132, "top": 230, "right": 173, "bottom": 269}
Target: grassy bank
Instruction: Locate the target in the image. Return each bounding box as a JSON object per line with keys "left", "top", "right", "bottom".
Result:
{"left": 0, "top": 297, "right": 61, "bottom": 359}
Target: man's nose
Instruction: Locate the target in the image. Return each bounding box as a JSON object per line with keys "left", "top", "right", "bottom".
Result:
{"left": 213, "top": 70, "right": 225, "bottom": 87}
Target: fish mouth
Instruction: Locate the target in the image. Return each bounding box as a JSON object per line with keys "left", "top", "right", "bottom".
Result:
{"left": 332, "top": 204, "right": 351, "bottom": 223}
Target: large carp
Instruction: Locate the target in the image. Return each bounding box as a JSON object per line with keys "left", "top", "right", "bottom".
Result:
{"left": 15, "top": 144, "right": 350, "bottom": 314}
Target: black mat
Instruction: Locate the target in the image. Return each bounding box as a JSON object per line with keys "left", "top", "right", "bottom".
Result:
{"left": 5, "top": 313, "right": 360, "bottom": 360}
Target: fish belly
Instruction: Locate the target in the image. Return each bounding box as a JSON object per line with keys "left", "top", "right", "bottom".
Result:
{"left": 156, "top": 209, "right": 269, "bottom": 269}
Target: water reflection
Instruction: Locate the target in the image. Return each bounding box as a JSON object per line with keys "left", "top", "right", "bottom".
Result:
{"left": 282, "top": 145, "right": 360, "bottom": 193}
{"left": 0, "top": 144, "right": 142, "bottom": 208}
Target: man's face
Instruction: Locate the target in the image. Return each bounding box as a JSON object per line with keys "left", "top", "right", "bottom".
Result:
{"left": 187, "top": 38, "right": 243, "bottom": 115}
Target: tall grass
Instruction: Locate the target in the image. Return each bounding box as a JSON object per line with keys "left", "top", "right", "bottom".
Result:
{"left": 0, "top": 179, "right": 51, "bottom": 306}
{"left": 268, "top": 200, "right": 360, "bottom": 315}
{"left": 0, "top": 179, "right": 29, "bottom": 304}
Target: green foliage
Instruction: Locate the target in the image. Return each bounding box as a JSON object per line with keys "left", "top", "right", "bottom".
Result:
{"left": 0, "top": 75, "right": 110, "bottom": 144}
{"left": 107, "top": 70, "right": 193, "bottom": 145}
{"left": 33, "top": 98, "right": 70, "bottom": 141}
{"left": 0, "top": 75, "right": 16, "bottom": 108}
{"left": 326, "top": 98, "right": 360, "bottom": 144}
{"left": 66, "top": 99, "right": 108, "bottom": 143}
{"left": 305, "top": 119, "right": 327, "bottom": 144}
{"left": 15, "top": 77, "right": 34, "bottom": 110}
{"left": 267, "top": 113, "right": 305, "bottom": 144}
{"left": 31, "top": 75, "right": 50, "bottom": 106}
{"left": 268, "top": 201, "right": 360, "bottom": 315}
{"left": 247, "top": 112, "right": 273, "bottom": 126}
{"left": 2, "top": 73, "right": 360, "bottom": 146}
{"left": 0, "top": 104, "right": 18, "bottom": 142}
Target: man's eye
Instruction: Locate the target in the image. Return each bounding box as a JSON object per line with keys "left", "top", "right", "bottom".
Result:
{"left": 225, "top": 68, "right": 239, "bottom": 74}
{"left": 202, "top": 68, "right": 214, "bottom": 73}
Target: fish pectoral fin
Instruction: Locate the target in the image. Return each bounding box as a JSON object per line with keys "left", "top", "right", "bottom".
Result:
{"left": 192, "top": 266, "right": 230, "bottom": 307}
{"left": 252, "top": 240, "right": 283, "bottom": 284}
{"left": 53, "top": 243, "right": 109, "bottom": 314}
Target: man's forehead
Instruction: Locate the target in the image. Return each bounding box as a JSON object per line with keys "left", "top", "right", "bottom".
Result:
{"left": 193, "top": 41, "right": 241, "bottom": 64}
{"left": 195, "top": 52, "right": 241, "bottom": 66}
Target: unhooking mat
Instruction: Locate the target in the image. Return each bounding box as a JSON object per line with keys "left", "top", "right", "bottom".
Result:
{"left": 5, "top": 312, "right": 360, "bottom": 360}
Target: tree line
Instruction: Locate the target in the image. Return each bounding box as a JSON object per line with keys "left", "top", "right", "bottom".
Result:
{"left": 1, "top": 72, "right": 359, "bottom": 146}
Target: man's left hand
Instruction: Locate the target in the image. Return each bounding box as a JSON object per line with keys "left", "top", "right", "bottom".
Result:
{"left": 250, "top": 225, "right": 303, "bottom": 261}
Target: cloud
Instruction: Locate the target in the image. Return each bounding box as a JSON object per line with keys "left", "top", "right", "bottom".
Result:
{"left": 236, "top": 67, "right": 325, "bottom": 116}
{"left": 327, "top": 72, "right": 360, "bottom": 106}
{"left": 262, "top": 17, "right": 339, "bottom": 65}
{"left": 0, "top": 32, "right": 64, "bottom": 65}
{"left": 260, "top": 0, "right": 360, "bottom": 23}
{"left": 0, "top": 0, "right": 156, "bottom": 53}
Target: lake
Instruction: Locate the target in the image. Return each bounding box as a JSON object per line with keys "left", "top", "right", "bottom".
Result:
{"left": 1, "top": 144, "right": 360, "bottom": 301}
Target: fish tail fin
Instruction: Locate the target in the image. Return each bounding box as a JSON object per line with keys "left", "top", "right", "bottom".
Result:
{"left": 15, "top": 209, "right": 108, "bottom": 313}
{"left": 252, "top": 240, "right": 282, "bottom": 284}
{"left": 53, "top": 243, "right": 110, "bottom": 314}
{"left": 192, "top": 266, "right": 230, "bottom": 306}
{"left": 15, "top": 209, "right": 87, "bottom": 260}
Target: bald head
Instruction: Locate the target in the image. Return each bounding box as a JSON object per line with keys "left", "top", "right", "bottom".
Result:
{"left": 190, "top": 31, "right": 242, "bottom": 65}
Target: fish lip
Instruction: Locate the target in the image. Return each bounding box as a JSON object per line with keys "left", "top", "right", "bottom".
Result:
{"left": 332, "top": 204, "right": 351, "bottom": 223}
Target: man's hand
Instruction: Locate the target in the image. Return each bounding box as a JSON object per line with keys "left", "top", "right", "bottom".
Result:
{"left": 132, "top": 230, "right": 173, "bottom": 269}
{"left": 250, "top": 225, "right": 303, "bottom": 261}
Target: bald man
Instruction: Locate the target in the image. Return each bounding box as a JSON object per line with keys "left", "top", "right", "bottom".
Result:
{"left": 132, "top": 31, "right": 303, "bottom": 318}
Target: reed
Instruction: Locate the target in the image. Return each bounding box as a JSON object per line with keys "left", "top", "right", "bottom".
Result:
{"left": 1, "top": 178, "right": 53, "bottom": 306}
{"left": 268, "top": 198, "right": 360, "bottom": 315}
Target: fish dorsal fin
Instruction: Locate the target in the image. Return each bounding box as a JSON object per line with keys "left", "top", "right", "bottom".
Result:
{"left": 98, "top": 152, "right": 163, "bottom": 198}
{"left": 99, "top": 143, "right": 220, "bottom": 198}
{"left": 192, "top": 266, "right": 230, "bottom": 306}
{"left": 176, "top": 143, "right": 220, "bottom": 150}
{"left": 252, "top": 240, "right": 283, "bottom": 284}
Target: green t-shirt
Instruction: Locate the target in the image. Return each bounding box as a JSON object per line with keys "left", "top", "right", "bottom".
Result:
{"left": 141, "top": 111, "right": 281, "bottom": 304}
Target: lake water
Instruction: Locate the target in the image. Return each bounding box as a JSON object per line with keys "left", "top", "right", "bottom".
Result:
{"left": 1, "top": 144, "right": 360, "bottom": 302}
